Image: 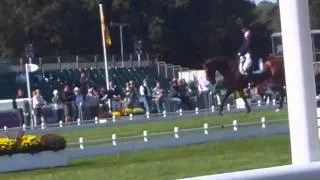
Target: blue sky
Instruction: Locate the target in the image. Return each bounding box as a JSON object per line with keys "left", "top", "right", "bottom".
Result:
{"left": 253, "top": 0, "right": 277, "bottom": 4}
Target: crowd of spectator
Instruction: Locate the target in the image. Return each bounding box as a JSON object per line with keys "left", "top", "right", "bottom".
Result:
{"left": 12, "top": 70, "right": 279, "bottom": 126}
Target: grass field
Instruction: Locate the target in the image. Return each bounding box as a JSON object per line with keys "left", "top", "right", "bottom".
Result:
{"left": 0, "top": 134, "right": 291, "bottom": 180}
{"left": 0, "top": 108, "right": 290, "bottom": 180}
{"left": 35, "top": 109, "right": 288, "bottom": 143}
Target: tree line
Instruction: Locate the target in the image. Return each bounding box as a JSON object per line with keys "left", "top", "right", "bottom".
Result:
{"left": 0, "top": 0, "right": 319, "bottom": 68}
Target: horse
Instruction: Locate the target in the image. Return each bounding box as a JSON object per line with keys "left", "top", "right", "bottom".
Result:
{"left": 203, "top": 55, "right": 286, "bottom": 115}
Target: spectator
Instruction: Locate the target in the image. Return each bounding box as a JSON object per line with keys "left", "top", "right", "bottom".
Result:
{"left": 168, "top": 79, "right": 182, "bottom": 111}
{"left": 85, "top": 87, "right": 100, "bottom": 119}
{"left": 61, "top": 85, "right": 75, "bottom": 123}
{"left": 32, "top": 89, "right": 46, "bottom": 126}
{"left": 152, "top": 81, "right": 166, "bottom": 113}
{"left": 52, "top": 89, "right": 64, "bottom": 123}
{"left": 197, "top": 76, "right": 212, "bottom": 109}
{"left": 74, "top": 87, "right": 84, "bottom": 121}
{"left": 126, "top": 80, "right": 139, "bottom": 109}
{"left": 139, "top": 79, "right": 152, "bottom": 113}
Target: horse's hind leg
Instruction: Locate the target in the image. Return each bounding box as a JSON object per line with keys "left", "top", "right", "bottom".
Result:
{"left": 276, "top": 87, "right": 286, "bottom": 112}
{"left": 239, "top": 90, "right": 251, "bottom": 114}
{"left": 219, "top": 90, "right": 233, "bottom": 115}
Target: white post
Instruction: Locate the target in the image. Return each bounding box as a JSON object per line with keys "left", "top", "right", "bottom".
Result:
{"left": 120, "top": 25, "right": 124, "bottom": 67}
{"left": 129, "top": 113, "right": 133, "bottom": 120}
{"left": 112, "top": 134, "right": 117, "bottom": 146}
{"left": 279, "top": 0, "right": 320, "bottom": 163}
{"left": 162, "top": 110, "right": 167, "bottom": 118}
{"left": 195, "top": 107, "right": 199, "bottom": 115}
{"left": 22, "top": 124, "right": 26, "bottom": 131}
{"left": 261, "top": 116, "right": 266, "bottom": 129}
{"left": 3, "top": 126, "right": 7, "bottom": 133}
{"left": 41, "top": 121, "right": 45, "bottom": 130}
{"left": 272, "top": 99, "right": 276, "bottom": 106}
{"left": 146, "top": 112, "right": 150, "bottom": 119}
{"left": 112, "top": 115, "right": 116, "bottom": 122}
{"left": 258, "top": 100, "right": 261, "bottom": 107}
{"left": 143, "top": 130, "right": 148, "bottom": 142}
{"left": 227, "top": 104, "right": 230, "bottom": 111}
{"left": 179, "top": 108, "right": 183, "bottom": 116}
{"left": 204, "top": 123, "right": 208, "bottom": 135}
{"left": 174, "top": 126, "right": 179, "bottom": 139}
{"left": 211, "top": 105, "right": 215, "bottom": 113}
{"left": 79, "top": 137, "right": 84, "bottom": 150}
{"left": 25, "top": 64, "right": 35, "bottom": 129}
{"left": 59, "top": 120, "right": 63, "bottom": 128}
{"left": 99, "top": 4, "right": 109, "bottom": 90}
{"left": 233, "top": 120, "right": 238, "bottom": 131}
{"left": 77, "top": 118, "right": 81, "bottom": 126}
{"left": 94, "top": 117, "right": 99, "bottom": 124}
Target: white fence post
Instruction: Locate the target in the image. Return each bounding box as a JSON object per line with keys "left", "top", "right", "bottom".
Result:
{"left": 261, "top": 116, "right": 266, "bottom": 129}
{"left": 211, "top": 105, "right": 215, "bottom": 113}
{"left": 174, "top": 127, "right": 179, "bottom": 139}
{"left": 79, "top": 137, "right": 84, "bottom": 150}
{"left": 112, "top": 134, "right": 117, "bottom": 146}
{"left": 227, "top": 104, "right": 231, "bottom": 111}
{"left": 112, "top": 115, "right": 116, "bottom": 122}
{"left": 41, "top": 122, "right": 45, "bottom": 130}
{"left": 129, "top": 113, "right": 133, "bottom": 120}
{"left": 233, "top": 120, "right": 238, "bottom": 131}
{"left": 77, "top": 118, "right": 81, "bottom": 126}
{"left": 143, "top": 130, "right": 148, "bottom": 142}
{"left": 179, "top": 109, "right": 183, "bottom": 116}
{"left": 59, "top": 121, "right": 63, "bottom": 128}
{"left": 195, "top": 107, "right": 199, "bottom": 115}
{"left": 258, "top": 100, "right": 261, "bottom": 107}
{"left": 204, "top": 123, "right": 208, "bottom": 135}
{"left": 163, "top": 110, "right": 167, "bottom": 118}
{"left": 146, "top": 112, "right": 150, "bottom": 119}
{"left": 3, "top": 126, "right": 7, "bottom": 133}
{"left": 22, "top": 124, "right": 26, "bottom": 131}
{"left": 272, "top": 99, "right": 276, "bottom": 106}
{"left": 94, "top": 117, "right": 99, "bottom": 124}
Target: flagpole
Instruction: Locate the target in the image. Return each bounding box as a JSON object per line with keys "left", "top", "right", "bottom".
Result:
{"left": 99, "top": 3, "right": 110, "bottom": 90}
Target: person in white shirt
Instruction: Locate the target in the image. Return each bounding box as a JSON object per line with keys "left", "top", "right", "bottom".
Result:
{"left": 139, "top": 79, "right": 152, "bottom": 113}
{"left": 197, "top": 76, "right": 212, "bottom": 109}
{"left": 32, "top": 89, "right": 46, "bottom": 126}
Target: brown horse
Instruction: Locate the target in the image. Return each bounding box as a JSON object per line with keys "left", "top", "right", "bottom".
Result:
{"left": 204, "top": 55, "right": 286, "bottom": 115}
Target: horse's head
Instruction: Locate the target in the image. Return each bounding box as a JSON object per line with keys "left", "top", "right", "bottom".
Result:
{"left": 203, "top": 58, "right": 217, "bottom": 85}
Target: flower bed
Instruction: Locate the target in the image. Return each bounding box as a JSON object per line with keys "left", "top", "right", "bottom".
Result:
{"left": 0, "top": 133, "right": 68, "bottom": 172}
{"left": 0, "top": 133, "right": 66, "bottom": 156}
{"left": 112, "top": 107, "right": 145, "bottom": 118}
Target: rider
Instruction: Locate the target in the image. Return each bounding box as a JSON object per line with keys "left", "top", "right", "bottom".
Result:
{"left": 238, "top": 25, "right": 255, "bottom": 88}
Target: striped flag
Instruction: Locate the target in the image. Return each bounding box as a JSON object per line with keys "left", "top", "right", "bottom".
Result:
{"left": 99, "top": 4, "right": 112, "bottom": 47}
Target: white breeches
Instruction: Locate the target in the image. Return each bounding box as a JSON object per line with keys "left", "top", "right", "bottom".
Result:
{"left": 239, "top": 53, "right": 252, "bottom": 75}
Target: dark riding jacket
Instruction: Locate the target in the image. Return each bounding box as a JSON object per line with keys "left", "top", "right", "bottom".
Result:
{"left": 238, "top": 31, "right": 252, "bottom": 56}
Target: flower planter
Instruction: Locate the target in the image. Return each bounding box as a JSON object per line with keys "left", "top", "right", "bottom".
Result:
{"left": 0, "top": 150, "right": 68, "bottom": 172}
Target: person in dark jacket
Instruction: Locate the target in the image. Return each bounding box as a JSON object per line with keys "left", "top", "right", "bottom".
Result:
{"left": 238, "top": 26, "right": 256, "bottom": 88}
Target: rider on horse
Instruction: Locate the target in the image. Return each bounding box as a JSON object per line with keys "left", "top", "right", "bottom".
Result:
{"left": 237, "top": 26, "right": 256, "bottom": 88}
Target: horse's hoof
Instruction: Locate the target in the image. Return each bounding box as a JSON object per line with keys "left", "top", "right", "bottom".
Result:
{"left": 275, "top": 108, "right": 280, "bottom": 112}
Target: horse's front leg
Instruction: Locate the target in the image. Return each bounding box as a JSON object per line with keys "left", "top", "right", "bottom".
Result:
{"left": 276, "top": 86, "right": 286, "bottom": 112}
{"left": 219, "top": 90, "right": 233, "bottom": 115}
{"left": 239, "top": 90, "right": 251, "bottom": 114}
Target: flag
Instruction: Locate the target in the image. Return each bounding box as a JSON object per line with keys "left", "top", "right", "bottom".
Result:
{"left": 99, "top": 4, "right": 112, "bottom": 47}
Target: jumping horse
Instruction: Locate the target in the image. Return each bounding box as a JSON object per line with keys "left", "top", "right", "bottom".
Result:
{"left": 203, "top": 56, "right": 286, "bottom": 115}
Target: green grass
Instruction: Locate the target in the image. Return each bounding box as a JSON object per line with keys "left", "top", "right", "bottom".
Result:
{"left": 33, "top": 109, "right": 288, "bottom": 143}
{"left": 0, "top": 134, "right": 291, "bottom": 180}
